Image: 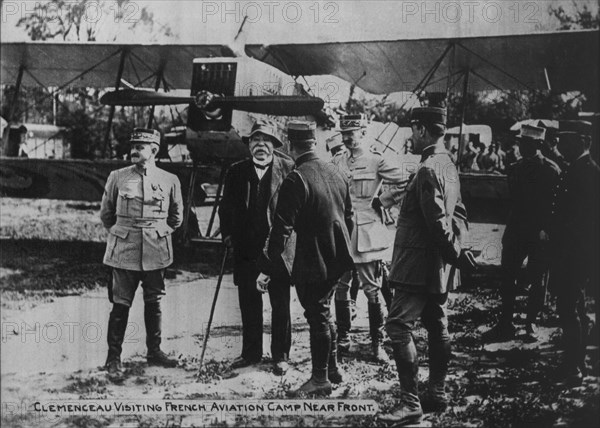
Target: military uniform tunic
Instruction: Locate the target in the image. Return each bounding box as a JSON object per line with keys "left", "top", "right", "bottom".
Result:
{"left": 331, "top": 147, "right": 405, "bottom": 263}
{"left": 100, "top": 164, "right": 183, "bottom": 271}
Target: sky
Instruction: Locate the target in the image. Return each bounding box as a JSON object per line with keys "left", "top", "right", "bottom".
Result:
{"left": 2, "top": 0, "right": 597, "bottom": 44}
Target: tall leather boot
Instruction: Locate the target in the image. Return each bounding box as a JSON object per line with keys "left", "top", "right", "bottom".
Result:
{"left": 105, "top": 304, "right": 130, "bottom": 380}
{"left": 422, "top": 339, "right": 451, "bottom": 412}
{"left": 328, "top": 321, "right": 344, "bottom": 384}
{"left": 335, "top": 300, "right": 352, "bottom": 354}
{"left": 368, "top": 302, "right": 390, "bottom": 364}
{"left": 378, "top": 340, "right": 423, "bottom": 425}
{"left": 144, "top": 301, "right": 178, "bottom": 367}
{"left": 289, "top": 330, "right": 332, "bottom": 397}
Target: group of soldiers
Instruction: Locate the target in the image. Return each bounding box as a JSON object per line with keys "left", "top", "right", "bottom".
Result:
{"left": 483, "top": 121, "right": 599, "bottom": 389}
{"left": 99, "top": 107, "right": 598, "bottom": 426}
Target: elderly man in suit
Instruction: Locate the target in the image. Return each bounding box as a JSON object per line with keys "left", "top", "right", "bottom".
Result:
{"left": 378, "top": 107, "right": 476, "bottom": 425}
{"left": 551, "top": 126, "right": 599, "bottom": 387}
{"left": 100, "top": 128, "right": 183, "bottom": 381}
{"left": 218, "top": 120, "right": 295, "bottom": 375}
{"left": 258, "top": 120, "right": 354, "bottom": 397}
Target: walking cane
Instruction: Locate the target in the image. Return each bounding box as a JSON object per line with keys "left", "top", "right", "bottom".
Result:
{"left": 198, "top": 245, "right": 229, "bottom": 374}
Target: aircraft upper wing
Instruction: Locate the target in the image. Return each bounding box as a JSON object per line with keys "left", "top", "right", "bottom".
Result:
{"left": 246, "top": 30, "right": 598, "bottom": 95}
{"left": 0, "top": 43, "right": 235, "bottom": 90}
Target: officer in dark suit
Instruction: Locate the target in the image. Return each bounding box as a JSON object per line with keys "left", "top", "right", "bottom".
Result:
{"left": 483, "top": 124, "right": 561, "bottom": 342}
{"left": 218, "top": 120, "right": 295, "bottom": 375}
{"left": 379, "top": 107, "right": 475, "bottom": 426}
{"left": 551, "top": 127, "right": 599, "bottom": 387}
{"left": 258, "top": 120, "right": 354, "bottom": 397}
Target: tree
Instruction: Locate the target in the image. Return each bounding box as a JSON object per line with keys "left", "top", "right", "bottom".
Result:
{"left": 5, "top": 0, "right": 176, "bottom": 158}
{"left": 549, "top": 1, "right": 600, "bottom": 30}
{"left": 16, "top": 0, "right": 173, "bottom": 42}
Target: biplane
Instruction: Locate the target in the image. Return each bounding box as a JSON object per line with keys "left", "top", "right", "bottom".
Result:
{"left": 1, "top": 28, "right": 598, "bottom": 237}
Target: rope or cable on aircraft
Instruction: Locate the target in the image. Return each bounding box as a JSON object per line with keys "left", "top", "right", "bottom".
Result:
{"left": 397, "top": 43, "right": 454, "bottom": 112}
{"left": 127, "top": 54, "right": 143, "bottom": 88}
{"left": 455, "top": 42, "right": 536, "bottom": 93}
{"left": 470, "top": 69, "right": 534, "bottom": 111}
{"left": 448, "top": 71, "right": 467, "bottom": 93}
{"left": 11, "top": 48, "right": 122, "bottom": 120}
{"left": 20, "top": 69, "right": 87, "bottom": 124}
{"left": 426, "top": 70, "right": 466, "bottom": 91}
{"left": 129, "top": 50, "right": 156, "bottom": 74}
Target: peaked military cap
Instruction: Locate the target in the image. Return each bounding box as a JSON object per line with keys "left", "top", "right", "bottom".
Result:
{"left": 560, "top": 120, "right": 592, "bottom": 136}
{"left": 130, "top": 128, "right": 161, "bottom": 147}
{"left": 287, "top": 120, "right": 316, "bottom": 142}
{"left": 517, "top": 124, "right": 546, "bottom": 141}
{"left": 244, "top": 119, "right": 283, "bottom": 148}
{"left": 410, "top": 107, "right": 447, "bottom": 127}
{"left": 335, "top": 113, "right": 366, "bottom": 132}
{"left": 558, "top": 131, "right": 583, "bottom": 145}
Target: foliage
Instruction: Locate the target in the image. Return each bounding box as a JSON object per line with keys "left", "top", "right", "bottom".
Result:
{"left": 16, "top": 0, "right": 174, "bottom": 42}
{"left": 4, "top": 0, "right": 176, "bottom": 159}
{"left": 549, "top": 2, "right": 600, "bottom": 30}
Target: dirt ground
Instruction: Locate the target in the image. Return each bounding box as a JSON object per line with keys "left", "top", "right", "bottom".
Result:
{"left": 1, "top": 198, "right": 599, "bottom": 427}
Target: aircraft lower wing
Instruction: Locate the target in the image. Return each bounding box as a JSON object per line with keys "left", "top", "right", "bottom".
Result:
{"left": 246, "top": 29, "right": 599, "bottom": 95}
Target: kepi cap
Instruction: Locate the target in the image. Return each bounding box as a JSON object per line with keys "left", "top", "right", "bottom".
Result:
{"left": 410, "top": 107, "right": 447, "bottom": 127}
{"left": 130, "top": 128, "right": 161, "bottom": 147}
{"left": 243, "top": 119, "right": 283, "bottom": 148}
{"left": 287, "top": 120, "right": 316, "bottom": 142}
{"left": 560, "top": 120, "right": 592, "bottom": 136}
{"left": 517, "top": 124, "right": 546, "bottom": 142}
{"left": 334, "top": 114, "right": 366, "bottom": 132}
{"left": 558, "top": 131, "right": 583, "bottom": 145}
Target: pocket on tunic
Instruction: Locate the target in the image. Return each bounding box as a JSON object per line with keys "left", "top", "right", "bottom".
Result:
{"left": 356, "top": 212, "right": 393, "bottom": 253}
{"left": 117, "top": 190, "right": 134, "bottom": 214}
{"left": 156, "top": 228, "right": 172, "bottom": 262}
{"left": 108, "top": 225, "right": 129, "bottom": 260}
{"left": 352, "top": 172, "right": 376, "bottom": 198}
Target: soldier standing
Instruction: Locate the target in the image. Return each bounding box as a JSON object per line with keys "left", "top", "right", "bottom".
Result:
{"left": 330, "top": 114, "right": 405, "bottom": 364}
{"left": 551, "top": 126, "right": 599, "bottom": 386}
{"left": 100, "top": 128, "right": 183, "bottom": 380}
{"left": 483, "top": 125, "right": 561, "bottom": 342}
{"left": 257, "top": 120, "right": 354, "bottom": 396}
{"left": 379, "top": 107, "right": 475, "bottom": 425}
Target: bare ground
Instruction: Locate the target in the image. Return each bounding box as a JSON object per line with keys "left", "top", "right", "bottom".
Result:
{"left": 1, "top": 198, "right": 599, "bottom": 427}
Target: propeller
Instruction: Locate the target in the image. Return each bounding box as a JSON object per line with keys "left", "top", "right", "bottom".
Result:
{"left": 100, "top": 89, "right": 324, "bottom": 116}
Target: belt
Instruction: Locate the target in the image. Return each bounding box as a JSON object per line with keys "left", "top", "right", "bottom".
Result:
{"left": 116, "top": 217, "right": 168, "bottom": 228}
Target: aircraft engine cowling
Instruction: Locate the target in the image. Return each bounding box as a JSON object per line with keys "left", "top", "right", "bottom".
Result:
{"left": 187, "top": 62, "right": 237, "bottom": 132}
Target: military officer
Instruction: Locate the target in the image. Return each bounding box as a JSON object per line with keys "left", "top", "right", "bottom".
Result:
{"left": 100, "top": 128, "right": 183, "bottom": 380}
{"left": 257, "top": 120, "right": 354, "bottom": 397}
{"left": 483, "top": 125, "right": 561, "bottom": 342}
{"left": 330, "top": 114, "right": 405, "bottom": 363}
{"left": 551, "top": 125, "right": 599, "bottom": 386}
{"left": 379, "top": 107, "right": 475, "bottom": 425}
